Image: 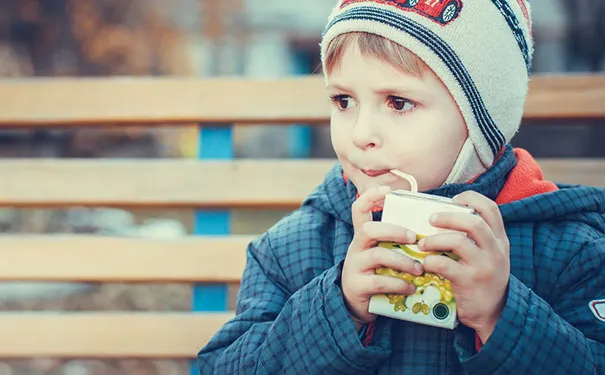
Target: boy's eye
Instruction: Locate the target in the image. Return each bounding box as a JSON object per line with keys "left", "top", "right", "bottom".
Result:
{"left": 331, "top": 95, "right": 356, "bottom": 110}
{"left": 388, "top": 96, "right": 415, "bottom": 112}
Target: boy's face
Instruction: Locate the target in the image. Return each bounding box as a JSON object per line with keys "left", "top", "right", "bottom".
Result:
{"left": 327, "top": 43, "right": 467, "bottom": 194}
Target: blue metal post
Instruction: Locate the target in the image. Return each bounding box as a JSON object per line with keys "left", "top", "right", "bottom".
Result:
{"left": 190, "top": 126, "right": 233, "bottom": 375}
{"left": 287, "top": 48, "right": 313, "bottom": 159}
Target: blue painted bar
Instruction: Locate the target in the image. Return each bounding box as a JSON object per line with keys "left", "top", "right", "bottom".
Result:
{"left": 198, "top": 127, "right": 234, "bottom": 160}
{"left": 287, "top": 47, "right": 313, "bottom": 159}
{"left": 191, "top": 126, "right": 233, "bottom": 375}
{"left": 194, "top": 211, "right": 230, "bottom": 236}
{"left": 287, "top": 125, "right": 312, "bottom": 159}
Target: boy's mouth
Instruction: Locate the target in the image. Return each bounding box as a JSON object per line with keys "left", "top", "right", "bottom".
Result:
{"left": 361, "top": 169, "right": 390, "bottom": 177}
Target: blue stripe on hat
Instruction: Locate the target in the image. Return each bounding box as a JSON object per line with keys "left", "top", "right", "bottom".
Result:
{"left": 324, "top": 6, "right": 505, "bottom": 157}
{"left": 489, "top": 0, "right": 531, "bottom": 70}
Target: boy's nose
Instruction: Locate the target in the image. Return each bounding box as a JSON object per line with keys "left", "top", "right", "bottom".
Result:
{"left": 352, "top": 113, "right": 381, "bottom": 150}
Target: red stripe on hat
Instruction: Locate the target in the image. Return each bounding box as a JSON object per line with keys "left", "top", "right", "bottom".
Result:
{"left": 515, "top": 0, "right": 532, "bottom": 38}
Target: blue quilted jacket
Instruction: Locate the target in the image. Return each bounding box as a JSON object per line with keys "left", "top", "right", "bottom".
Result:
{"left": 198, "top": 145, "right": 605, "bottom": 374}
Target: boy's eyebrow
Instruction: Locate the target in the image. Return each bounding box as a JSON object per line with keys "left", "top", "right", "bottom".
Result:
{"left": 325, "top": 83, "right": 352, "bottom": 93}
{"left": 326, "top": 81, "right": 426, "bottom": 97}
{"left": 374, "top": 85, "right": 425, "bottom": 97}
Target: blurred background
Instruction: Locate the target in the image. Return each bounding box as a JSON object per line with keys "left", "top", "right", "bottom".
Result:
{"left": 0, "top": 0, "right": 604, "bottom": 374}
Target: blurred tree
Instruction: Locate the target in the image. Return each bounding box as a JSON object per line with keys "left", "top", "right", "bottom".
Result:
{"left": 0, "top": 0, "right": 194, "bottom": 158}
{"left": 0, "top": 0, "right": 191, "bottom": 76}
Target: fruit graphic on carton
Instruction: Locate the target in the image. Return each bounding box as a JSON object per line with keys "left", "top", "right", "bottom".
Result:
{"left": 374, "top": 240, "right": 457, "bottom": 325}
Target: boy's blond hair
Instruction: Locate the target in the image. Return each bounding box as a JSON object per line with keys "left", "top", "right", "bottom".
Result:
{"left": 324, "top": 32, "right": 425, "bottom": 77}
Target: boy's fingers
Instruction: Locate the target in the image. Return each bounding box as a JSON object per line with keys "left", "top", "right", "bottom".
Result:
{"left": 453, "top": 191, "right": 507, "bottom": 241}
{"left": 419, "top": 233, "right": 480, "bottom": 263}
{"left": 352, "top": 186, "right": 391, "bottom": 229}
{"left": 429, "top": 212, "right": 496, "bottom": 251}
{"left": 356, "top": 275, "right": 416, "bottom": 297}
{"left": 360, "top": 246, "right": 424, "bottom": 275}
{"left": 423, "top": 254, "right": 465, "bottom": 286}
{"left": 356, "top": 221, "right": 416, "bottom": 249}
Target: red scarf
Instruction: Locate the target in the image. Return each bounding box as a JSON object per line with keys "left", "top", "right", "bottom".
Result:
{"left": 354, "top": 148, "right": 558, "bottom": 350}
{"left": 495, "top": 148, "right": 559, "bottom": 204}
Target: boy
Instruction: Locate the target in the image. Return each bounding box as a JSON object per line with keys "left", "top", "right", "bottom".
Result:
{"left": 198, "top": 0, "right": 605, "bottom": 373}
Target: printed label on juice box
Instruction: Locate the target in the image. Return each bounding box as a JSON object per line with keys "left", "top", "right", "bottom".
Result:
{"left": 368, "top": 190, "right": 475, "bottom": 330}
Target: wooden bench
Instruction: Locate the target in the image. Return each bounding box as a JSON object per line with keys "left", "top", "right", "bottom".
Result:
{"left": 0, "top": 74, "right": 604, "bottom": 365}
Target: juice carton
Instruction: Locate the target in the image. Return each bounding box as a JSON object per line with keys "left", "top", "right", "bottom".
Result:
{"left": 368, "top": 172, "right": 475, "bottom": 330}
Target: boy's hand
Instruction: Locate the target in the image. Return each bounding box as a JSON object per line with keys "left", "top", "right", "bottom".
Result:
{"left": 420, "top": 191, "right": 510, "bottom": 344}
{"left": 341, "top": 186, "right": 424, "bottom": 330}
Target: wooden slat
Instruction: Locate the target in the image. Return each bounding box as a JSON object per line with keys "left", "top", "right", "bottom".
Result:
{"left": 0, "top": 77, "right": 331, "bottom": 127}
{"left": 0, "top": 312, "right": 232, "bottom": 358}
{"left": 525, "top": 74, "right": 605, "bottom": 119}
{"left": 0, "top": 159, "right": 336, "bottom": 209}
{"left": 0, "top": 75, "right": 603, "bottom": 127}
{"left": 539, "top": 159, "right": 605, "bottom": 188}
{"left": 1, "top": 159, "right": 604, "bottom": 209}
{"left": 0, "top": 235, "right": 250, "bottom": 283}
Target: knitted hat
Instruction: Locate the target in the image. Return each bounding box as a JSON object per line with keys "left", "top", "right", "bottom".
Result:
{"left": 320, "top": 0, "right": 534, "bottom": 184}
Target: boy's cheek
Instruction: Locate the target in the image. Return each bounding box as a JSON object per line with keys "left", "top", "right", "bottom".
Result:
{"left": 330, "top": 127, "right": 347, "bottom": 153}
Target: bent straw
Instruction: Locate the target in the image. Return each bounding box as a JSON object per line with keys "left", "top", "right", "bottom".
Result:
{"left": 389, "top": 170, "right": 418, "bottom": 193}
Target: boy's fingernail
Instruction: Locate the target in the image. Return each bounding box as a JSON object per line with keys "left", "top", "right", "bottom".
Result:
{"left": 430, "top": 214, "right": 439, "bottom": 223}
{"left": 418, "top": 238, "right": 426, "bottom": 249}
{"left": 407, "top": 231, "right": 416, "bottom": 242}
{"left": 414, "top": 262, "right": 423, "bottom": 274}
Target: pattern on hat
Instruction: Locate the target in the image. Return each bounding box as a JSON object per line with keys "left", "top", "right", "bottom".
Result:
{"left": 320, "top": 0, "right": 534, "bottom": 173}
{"left": 339, "top": 0, "right": 464, "bottom": 26}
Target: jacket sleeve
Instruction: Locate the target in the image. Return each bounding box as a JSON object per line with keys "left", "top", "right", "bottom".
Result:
{"left": 196, "top": 233, "right": 392, "bottom": 374}
{"left": 455, "top": 238, "right": 605, "bottom": 374}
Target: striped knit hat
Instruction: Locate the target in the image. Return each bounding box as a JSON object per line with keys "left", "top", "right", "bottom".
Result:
{"left": 320, "top": 0, "right": 534, "bottom": 184}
